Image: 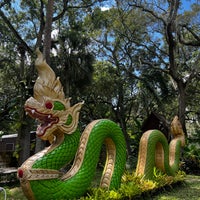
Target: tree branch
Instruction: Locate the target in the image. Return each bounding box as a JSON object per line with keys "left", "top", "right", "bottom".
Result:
{"left": 35, "top": 0, "right": 45, "bottom": 48}
{"left": 53, "top": 0, "right": 100, "bottom": 21}
{"left": 178, "top": 25, "right": 200, "bottom": 46}
{"left": 128, "top": 1, "right": 166, "bottom": 26}
{"left": 0, "top": 9, "right": 33, "bottom": 54}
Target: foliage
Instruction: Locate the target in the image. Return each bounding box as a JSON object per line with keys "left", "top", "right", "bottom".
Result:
{"left": 4, "top": 187, "right": 27, "bottom": 200}
{"left": 80, "top": 170, "right": 186, "bottom": 200}
{"left": 180, "top": 121, "right": 200, "bottom": 175}
{"left": 181, "top": 144, "right": 200, "bottom": 175}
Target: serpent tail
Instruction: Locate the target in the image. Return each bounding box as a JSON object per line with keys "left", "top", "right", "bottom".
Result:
{"left": 136, "top": 116, "right": 185, "bottom": 179}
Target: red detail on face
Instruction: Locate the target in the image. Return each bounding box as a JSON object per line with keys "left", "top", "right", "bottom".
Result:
{"left": 45, "top": 101, "right": 53, "bottom": 109}
{"left": 18, "top": 169, "right": 23, "bottom": 178}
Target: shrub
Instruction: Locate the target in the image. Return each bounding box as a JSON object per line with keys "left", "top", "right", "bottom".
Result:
{"left": 181, "top": 144, "right": 200, "bottom": 175}
{"left": 81, "top": 170, "right": 186, "bottom": 199}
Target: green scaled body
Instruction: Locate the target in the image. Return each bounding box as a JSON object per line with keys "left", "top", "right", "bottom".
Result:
{"left": 30, "top": 119, "right": 126, "bottom": 200}
{"left": 136, "top": 129, "right": 184, "bottom": 180}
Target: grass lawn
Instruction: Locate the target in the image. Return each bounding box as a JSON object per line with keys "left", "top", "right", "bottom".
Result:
{"left": 1, "top": 175, "right": 199, "bottom": 200}
{"left": 153, "top": 175, "right": 200, "bottom": 200}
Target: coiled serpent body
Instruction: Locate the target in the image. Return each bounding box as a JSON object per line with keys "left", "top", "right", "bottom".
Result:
{"left": 17, "top": 50, "right": 185, "bottom": 200}
{"left": 18, "top": 120, "right": 126, "bottom": 199}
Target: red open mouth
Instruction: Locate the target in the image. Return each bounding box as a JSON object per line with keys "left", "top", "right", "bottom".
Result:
{"left": 25, "top": 106, "right": 58, "bottom": 136}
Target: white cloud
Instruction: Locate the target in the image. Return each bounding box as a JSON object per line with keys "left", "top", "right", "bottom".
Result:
{"left": 100, "top": 6, "right": 110, "bottom": 11}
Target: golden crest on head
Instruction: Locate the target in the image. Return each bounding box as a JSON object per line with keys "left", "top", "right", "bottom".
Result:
{"left": 170, "top": 116, "right": 184, "bottom": 136}
{"left": 34, "top": 48, "right": 68, "bottom": 106}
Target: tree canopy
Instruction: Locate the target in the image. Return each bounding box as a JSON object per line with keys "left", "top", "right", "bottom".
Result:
{"left": 0, "top": 0, "right": 199, "bottom": 164}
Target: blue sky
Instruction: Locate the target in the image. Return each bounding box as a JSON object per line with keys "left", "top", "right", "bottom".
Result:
{"left": 11, "top": 0, "right": 199, "bottom": 12}
{"left": 101, "top": 0, "right": 199, "bottom": 11}
{"left": 180, "top": 0, "right": 198, "bottom": 11}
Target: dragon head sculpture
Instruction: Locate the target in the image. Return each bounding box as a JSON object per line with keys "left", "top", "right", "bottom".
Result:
{"left": 170, "top": 115, "right": 185, "bottom": 146}
{"left": 25, "top": 49, "right": 83, "bottom": 141}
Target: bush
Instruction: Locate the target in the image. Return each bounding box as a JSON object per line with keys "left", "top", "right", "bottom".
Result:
{"left": 81, "top": 170, "right": 186, "bottom": 199}
{"left": 181, "top": 144, "right": 200, "bottom": 175}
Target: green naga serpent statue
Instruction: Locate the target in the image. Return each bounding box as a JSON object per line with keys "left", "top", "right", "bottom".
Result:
{"left": 17, "top": 49, "right": 185, "bottom": 200}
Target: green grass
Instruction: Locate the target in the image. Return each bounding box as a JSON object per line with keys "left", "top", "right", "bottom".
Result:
{"left": 3, "top": 187, "right": 26, "bottom": 200}
{"left": 1, "top": 175, "right": 199, "bottom": 200}
{"left": 153, "top": 175, "right": 200, "bottom": 200}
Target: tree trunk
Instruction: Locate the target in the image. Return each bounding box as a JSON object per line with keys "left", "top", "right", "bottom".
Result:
{"left": 177, "top": 80, "right": 187, "bottom": 135}
{"left": 34, "top": 0, "right": 55, "bottom": 152}
{"left": 119, "top": 116, "right": 131, "bottom": 156}
{"left": 18, "top": 118, "right": 32, "bottom": 165}
{"left": 35, "top": 0, "right": 45, "bottom": 49}
{"left": 35, "top": 137, "right": 46, "bottom": 153}
{"left": 43, "top": 0, "right": 54, "bottom": 64}
{"left": 17, "top": 45, "right": 31, "bottom": 166}
{"left": 165, "top": 0, "right": 187, "bottom": 136}
{"left": 115, "top": 83, "right": 131, "bottom": 156}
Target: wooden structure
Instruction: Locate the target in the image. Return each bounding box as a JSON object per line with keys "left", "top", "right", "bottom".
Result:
{"left": 0, "top": 132, "right": 36, "bottom": 184}
{"left": 0, "top": 134, "right": 18, "bottom": 168}
{"left": 141, "top": 112, "right": 171, "bottom": 142}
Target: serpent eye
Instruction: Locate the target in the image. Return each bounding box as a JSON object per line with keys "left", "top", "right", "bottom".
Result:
{"left": 45, "top": 101, "right": 53, "bottom": 109}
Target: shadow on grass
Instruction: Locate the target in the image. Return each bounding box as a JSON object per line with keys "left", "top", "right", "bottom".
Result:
{"left": 151, "top": 175, "right": 200, "bottom": 200}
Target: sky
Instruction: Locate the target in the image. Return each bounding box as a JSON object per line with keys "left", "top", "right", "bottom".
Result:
{"left": 100, "top": 0, "right": 199, "bottom": 11}
{"left": 180, "top": 0, "right": 199, "bottom": 11}
{"left": 11, "top": 0, "right": 199, "bottom": 13}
